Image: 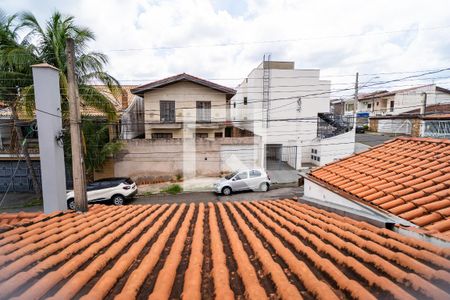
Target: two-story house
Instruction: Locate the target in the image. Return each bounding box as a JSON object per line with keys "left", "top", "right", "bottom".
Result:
{"left": 130, "top": 73, "right": 236, "bottom": 140}
{"left": 357, "top": 84, "right": 450, "bottom": 116}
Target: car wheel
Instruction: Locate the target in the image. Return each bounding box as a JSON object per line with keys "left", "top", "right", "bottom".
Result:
{"left": 222, "top": 186, "right": 232, "bottom": 196}
{"left": 67, "top": 198, "right": 75, "bottom": 210}
{"left": 260, "top": 183, "right": 269, "bottom": 192}
{"left": 112, "top": 195, "right": 125, "bottom": 206}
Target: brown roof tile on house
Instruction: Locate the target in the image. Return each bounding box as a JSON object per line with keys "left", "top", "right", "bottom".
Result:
{"left": 0, "top": 200, "right": 449, "bottom": 299}
{"left": 130, "top": 73, "right": 236, "bottom": 99}
{"left": 309, "top": 137, "right": 450, "bottom": 237}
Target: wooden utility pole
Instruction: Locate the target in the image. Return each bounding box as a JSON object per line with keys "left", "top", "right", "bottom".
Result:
{"left": 66, "top": 38, "right": 88, "bottom": 212}
{"left": 353, "top": 72, "right": 359, "bottom": 127}
{"left": 354, "top": 72, "right": 359, "bottom": 114}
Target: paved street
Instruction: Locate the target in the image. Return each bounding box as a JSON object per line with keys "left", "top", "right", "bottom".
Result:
{"left": 131, "top": 184, "right": 303, "bottom": 205}
{"left": 355, "top": 132, "right": 402, "bottom": 147}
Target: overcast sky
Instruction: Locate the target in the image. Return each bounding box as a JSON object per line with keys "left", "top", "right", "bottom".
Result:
{"left": 3, "top": 0, "right": 450, "bottom": 95}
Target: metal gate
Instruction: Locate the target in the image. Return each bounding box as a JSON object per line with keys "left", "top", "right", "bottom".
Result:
{"left": 265, "top": 144, "right": 297, "bottom": 170}
{"left": 0, "top": 161, "right": 42, "bottom": 192}
{"left": 0, "top": 160, "right": 73, "bottom": 192}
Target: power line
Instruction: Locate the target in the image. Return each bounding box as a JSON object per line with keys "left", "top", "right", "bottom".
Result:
{"left": 96, "top": 25, "right": 450, "bottom": 53}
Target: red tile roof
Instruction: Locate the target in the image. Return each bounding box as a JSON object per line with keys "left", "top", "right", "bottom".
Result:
{"left": 130, "top": 73, "right": 236, "bottom": 99}
{"left": 0, "top": 211, "right": 42, "bottom": 227}
{"left": 0, "top": 200, "right": 449, "bottom": 299}
{"left": 309, "top": 137, "right": 450, "bottom": 238}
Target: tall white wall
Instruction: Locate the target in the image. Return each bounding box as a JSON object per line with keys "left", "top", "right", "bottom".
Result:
{"left": 231, "top": 62, "right": 331, "bottom": 167}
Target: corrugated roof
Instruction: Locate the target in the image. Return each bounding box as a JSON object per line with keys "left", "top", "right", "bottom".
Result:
{"left": 310, "top": 137, "right": 450, "bottom": 238}
{"left": 0, "top": 200, "right": 448, "bottom": 299}
{"left": 130, "top": 73, "right": 236, "bottom": 98}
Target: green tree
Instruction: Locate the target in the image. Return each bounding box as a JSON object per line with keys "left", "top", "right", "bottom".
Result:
{"left": 0, "top": 10, "right": 41, "bottom": 196}
{"left": 0, "top": 10, "right": 123, "bottom": 185}
{"left": 64, "top": 119, "right": 122, "bottom": 181}
{"left": 19, "top": 11, "right": 120, "bottom": 121}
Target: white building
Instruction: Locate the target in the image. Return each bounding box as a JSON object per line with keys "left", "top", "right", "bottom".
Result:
{"left": 231, "top": 60, "right": 355, "bottom": 168}
{"left": 357, "top": 84, "right": 450, "bottom": 116}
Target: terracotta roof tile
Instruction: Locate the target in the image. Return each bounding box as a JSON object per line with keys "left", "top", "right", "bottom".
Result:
{"left": 0, "top": 211, "right": 42, "bottom": 228}
{"left": 0, "top": 200, "right": 449, "bottom": 299}
{"left": 310, "top": 137, "right": 450, "bottom": 238}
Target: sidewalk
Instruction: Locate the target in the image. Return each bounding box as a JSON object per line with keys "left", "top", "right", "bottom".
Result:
{"left": 137, "top": 176, "right": 220, "bottom": 195}
{"left": 0, "top": 193, "right": 43, "bottom": 213}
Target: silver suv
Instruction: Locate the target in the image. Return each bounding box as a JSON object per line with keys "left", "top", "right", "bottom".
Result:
{"left": 213, "top": 168, "right": 271, "bottom": 195}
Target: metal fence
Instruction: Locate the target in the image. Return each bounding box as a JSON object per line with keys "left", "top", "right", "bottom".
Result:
{"left": 317, "top": 113, "right": 354, "bottom": 139}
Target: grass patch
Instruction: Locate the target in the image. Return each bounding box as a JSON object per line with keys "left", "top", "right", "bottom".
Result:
{"left": 24, "top": 198, "right": 43, "bottom": 207}
{"left": 161, "top": 184, "right": 183, "bottom": 195}
{"left": 141, "top": 191, "right": 154, "bottom": 197}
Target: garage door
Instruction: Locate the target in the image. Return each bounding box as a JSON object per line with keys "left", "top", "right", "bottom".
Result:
{"left": 0, "top": 161, "right": 41, "bottom": 192}
{"left": 220, "top": 145, "right": 259, "bottom": 172}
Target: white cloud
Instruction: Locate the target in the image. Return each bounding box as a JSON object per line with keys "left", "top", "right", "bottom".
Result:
{"left": 3, "top": 0, "right": 450, "bottom": 93}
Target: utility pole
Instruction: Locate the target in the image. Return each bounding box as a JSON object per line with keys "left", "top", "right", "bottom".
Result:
{"left": 354, "top": 72, "right": 359, "bottom": 126}
{"left": 420, "top": 92, "right": 427, "bottom": 115}
{"left": 354, "top": 72, "right": 359, "bottom": 114}
{"left": 66, "top": 38, "right": 88, "bottom": 212}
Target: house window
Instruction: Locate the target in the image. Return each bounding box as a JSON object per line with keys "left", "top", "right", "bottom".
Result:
{"left": 233, "top": 102, "right": 236, "bottom": 108}
{"left": 160, "top": 101, "right": 175, "bottom": 123}
{"left": 214, "top": 132, "right": 223, "bottom": 138}
{"left": 367, "top": 103, "right": 372, "bottom": 109}
{"left": 244, "top": 97, "right": 248, "bottom": 105}
{"left": 195, "top": 132, "right": 208, "bottom": 139}
{"left": 346, "top": 103, "right": 354, "bottom": 111}
{"left": 390, "top": 101, "right": 395, "bottom": 112}
{"left": 152, "top": 133, "right": 173, "bottom": 139}
{"left": 376, "top": 102, "right": 379, "bottom": 106}
{"left": 197, "top": 101, "right": 211, "bottom": 122}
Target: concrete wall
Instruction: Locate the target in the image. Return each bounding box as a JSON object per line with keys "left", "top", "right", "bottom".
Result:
{"left": 143, "top": 81, "right": 227, "bottom": 139}
{"left": 377, "top": 119, "right": 412, "bottom": 134}
{"left": 307, "top": 129, "right": 355, "bottom": 166}
{"left": 304, "top": 178, "right": 369, "bottom": 211}
{"left": 114, "top": 137, "right": 262, "bottom": 180}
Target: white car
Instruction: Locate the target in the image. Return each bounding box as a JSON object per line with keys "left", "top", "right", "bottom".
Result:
{"left": 66, "top": 177, "right": 138, "bottom": 210}
{"left": 213, "top": 168, "right": 271, "bottom": 195}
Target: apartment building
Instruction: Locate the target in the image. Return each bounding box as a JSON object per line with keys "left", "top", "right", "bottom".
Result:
{"left": 231, "top": 59, "right": 355, "bottom": 168}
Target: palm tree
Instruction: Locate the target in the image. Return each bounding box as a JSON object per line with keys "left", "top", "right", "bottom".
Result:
{"left": 0, "top": 10, "right": 41, "bottom": 197}
{"left": 19, "top": 11, "right": 121, "bottom": 121}
{"left": 1, "top": 10, "right": 123, "bottom": 188}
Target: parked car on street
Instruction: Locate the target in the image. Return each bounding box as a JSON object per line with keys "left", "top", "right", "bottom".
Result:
{"left": 66, "top": 177, "right": 138, "bottom": 210}
{"left": 214, "top": 168, "right": 271, "bottom": 195}
{"left": 356, "top": 125, "right": 365, "bottom": 133}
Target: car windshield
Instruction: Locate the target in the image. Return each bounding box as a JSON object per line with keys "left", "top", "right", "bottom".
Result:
{"left": 225, "top": 171, "right": 238, "bottom": 180}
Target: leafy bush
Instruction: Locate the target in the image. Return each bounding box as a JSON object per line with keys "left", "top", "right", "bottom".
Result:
{"left": 162, "top": 184, "right": 183, "bottom": 195}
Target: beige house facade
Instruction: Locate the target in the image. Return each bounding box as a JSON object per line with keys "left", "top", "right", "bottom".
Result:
{"left": 131, "top": 73, "right": 236, "bottom": 140}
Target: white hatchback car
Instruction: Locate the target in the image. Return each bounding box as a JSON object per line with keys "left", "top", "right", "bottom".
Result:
{"left": 213, "top": 168, "right": 271, "bottom": 195}
{"left": 66, "top": 177, "right": 138, "bottom": 210}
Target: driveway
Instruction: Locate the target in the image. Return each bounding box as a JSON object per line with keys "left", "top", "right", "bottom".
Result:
{"left": 131, "top": 184, "right": 303, "bottom": 205}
